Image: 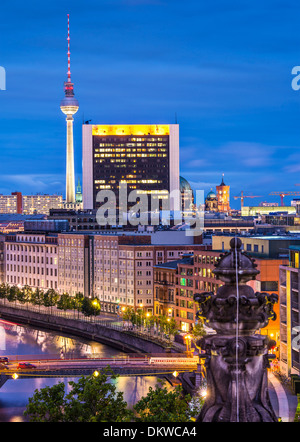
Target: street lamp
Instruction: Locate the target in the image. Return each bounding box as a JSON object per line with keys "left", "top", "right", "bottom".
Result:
{"left": 184, "top": 334, "right": 192, "bottom": 357}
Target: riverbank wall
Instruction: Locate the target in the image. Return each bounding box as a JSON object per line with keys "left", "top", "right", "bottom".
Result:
{"left": 0, "top": 305, "right": 177, "bottom": 355}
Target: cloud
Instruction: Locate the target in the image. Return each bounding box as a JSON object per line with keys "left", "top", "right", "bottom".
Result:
{"left": 217, "top": 142, "right": 276, "bottom": 168}
{"left": 0, "top": 174, "right": 65, "bottom": 195}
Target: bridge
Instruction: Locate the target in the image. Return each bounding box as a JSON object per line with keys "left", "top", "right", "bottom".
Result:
{"left": 0, "top": 354, "right": 199, "bottom": 388}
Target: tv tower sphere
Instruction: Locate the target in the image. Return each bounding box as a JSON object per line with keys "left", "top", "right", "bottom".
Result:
{"left": 60, "top": 14, "right": 78, "bottom": 203}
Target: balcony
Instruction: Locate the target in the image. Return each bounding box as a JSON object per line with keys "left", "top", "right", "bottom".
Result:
{"left": 155, "top": 298, "right": 175, "bottom": 305}
{"left": 154, "top": 280, "right": 173, "bottom": 287}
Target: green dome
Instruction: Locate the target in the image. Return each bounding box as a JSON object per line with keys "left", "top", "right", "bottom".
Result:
{"left": 180, "top": 176, "right": 192, "bottom": 192}
{"left": 207, "top": 189, "right": 217, "bottom": 199}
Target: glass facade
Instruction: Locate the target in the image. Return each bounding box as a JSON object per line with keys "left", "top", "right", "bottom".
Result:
{"left": 92, "top": 133, "right": 170, "bottom": 211}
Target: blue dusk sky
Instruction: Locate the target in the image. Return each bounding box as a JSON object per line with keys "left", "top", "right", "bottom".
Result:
{"left": 0, "top": 0, "right": 300, "bottom": 209}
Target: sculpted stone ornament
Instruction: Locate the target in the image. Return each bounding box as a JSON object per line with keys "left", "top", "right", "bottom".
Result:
{"left": 194, "top": 237, "right": 278, "bottom": 422}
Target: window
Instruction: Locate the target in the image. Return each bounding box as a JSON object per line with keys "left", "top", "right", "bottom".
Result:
{"left": 261, "top": 281, "right": 278, "bottom": 292}
{"left": 246, "top": 244, "right": 251, "bottom": 251}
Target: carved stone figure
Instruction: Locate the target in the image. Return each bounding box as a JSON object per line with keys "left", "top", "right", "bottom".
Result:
{"left": 194, "top": 237, "right": 278, "bottom": 422}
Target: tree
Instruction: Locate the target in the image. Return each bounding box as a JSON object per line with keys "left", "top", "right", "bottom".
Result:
{"left": 24, "top": 382, "right": 66, "bottom": 422}
{"left": 73, "top": 292, "right": 84, "bottom": 318}
{"left": 57, "top": 293, "right": 72, "bottom": 311}
{"left": 133, "top": 380, "right": 194, "bottom": 422}
{"left": 90, "top": 297, "right": 101, "bottom": 317}
{"left": 43, "top": 289, "right": 59, "bottom": 312}
{"left": 81, "top": 297, "right": 101, "bottom": 317}
{"left": 17, "top": 285, "right": 32, "bottom": 304}
{"left": 165, "top": 318, "right": 178, "bottom": 339}
{"left": 122, "top": 307, "right": 135, "bottom": 322}
{"left": 65, "top": 368, "right": 131, "bottom": 422}
{"left": 31, "top": 288, "right": 44, "bottom": 309}
{"left": 158, "top": 315, "right": 178, "bottom": 342}
{"left": 191, "top": 319, "right": 206, "bottom": 352}
{"left": 24, "top": 368, "right": 200, "bottom": 423}
{"left": 24, "top": 367, "right": 133, "bottom": 422}
{"left": 7, "top": 285, "right": 19, "bottom": 303}
{"left": 0, "top": 283, "right": 9, "bottom": 300}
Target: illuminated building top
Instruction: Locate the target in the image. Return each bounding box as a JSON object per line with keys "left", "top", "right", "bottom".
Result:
{"left": 92, "top": 125, "right": 170, "bottom": 137}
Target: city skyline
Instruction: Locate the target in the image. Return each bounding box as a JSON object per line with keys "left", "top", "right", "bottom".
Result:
{"left": 0, "top": 1, "right": 300, "bottom": 209}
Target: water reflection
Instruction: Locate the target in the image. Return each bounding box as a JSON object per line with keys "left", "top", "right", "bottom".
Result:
{"left": 0, "top": 319, "right": 125, "bottom": 359}
{"left": 0, "top": 320, "right": 160, "bottom": 422}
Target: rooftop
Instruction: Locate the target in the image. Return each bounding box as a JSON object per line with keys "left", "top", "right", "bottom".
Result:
{"left": 154, "top": 255, "right": 193, "bottom": 269}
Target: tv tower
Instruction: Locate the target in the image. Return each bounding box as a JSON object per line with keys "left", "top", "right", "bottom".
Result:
{"left": 60, "top": 14, "right": 79, "bottom": 203}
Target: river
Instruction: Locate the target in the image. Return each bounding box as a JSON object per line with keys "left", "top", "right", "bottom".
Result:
{"left": 0, "top": 319, "right": 161, "bottom": 422}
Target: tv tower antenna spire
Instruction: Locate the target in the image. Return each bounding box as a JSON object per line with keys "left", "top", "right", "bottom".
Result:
{"left": 60, "top": 13, "right": 79, "bottom": 204}
{"left": 67, "top": 13, "right": 71, "bottom": 83}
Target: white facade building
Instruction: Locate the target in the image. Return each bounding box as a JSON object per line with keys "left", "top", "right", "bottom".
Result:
{"left": 5, "top": 233, "right": 58, "bottom": 290}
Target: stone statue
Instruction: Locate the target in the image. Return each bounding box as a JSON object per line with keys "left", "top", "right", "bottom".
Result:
{"left": 194, "top": 237, "right": 278, "bottom": 422}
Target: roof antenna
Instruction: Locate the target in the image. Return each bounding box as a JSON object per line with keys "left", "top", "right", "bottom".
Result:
{"left": 175, "top": 112, "right": 178, "bottom": 124}
{"left": 67, "top": 14, "right": 71, "bottom": 83}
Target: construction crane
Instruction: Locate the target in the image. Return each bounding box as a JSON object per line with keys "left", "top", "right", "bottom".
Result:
{"left": 233, "top": 191, "right": 262, "bottom": 209}
{"left": 269, "top": 191, "right": 300, "bottom": 206}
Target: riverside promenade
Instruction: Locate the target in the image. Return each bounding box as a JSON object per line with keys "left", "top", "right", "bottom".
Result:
{"left": 0, "top": 299, "right": 185, "bottom": 354}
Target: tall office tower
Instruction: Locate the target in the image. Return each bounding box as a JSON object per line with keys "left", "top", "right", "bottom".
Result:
{"left": 82, "top": 124, "right": 180, "bottom": 213}
{"left": 60, "top": 14, "right": 79, "bottom": 203}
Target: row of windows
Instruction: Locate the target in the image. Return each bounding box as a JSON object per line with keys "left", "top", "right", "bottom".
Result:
{"left": 7, "top": 275, "right": 57, "bottom": 289}
{"left": 246, "top": 243, "right": 264, "bottom": 253}
{"left": 96, "top": 145, "right": 167, "bottom": 151}
{"left": 97, "top": 137, "right": 167, "bottom": 145}
{"left": 7, "top": 255, "right": 57, "bottom": 265}
{"left": 59, "top": 274, "right": 84, "bottom": 280}
{"left": 95, "top": 287, "right": 134, "bottom": 295}
{"left": 176, "top": 299, "right": 194, "bottom": 309}
{"left": 194, "top": 255, "right": 218, "bottom": 265}
{"left": 6, "top": 244, "right": 57, "bottom": 253}
{"left": 7, "top": 265, "right": 57, "bottom": 276}
{"left": 137, "top": 298, "right": 152, "bottom": 305}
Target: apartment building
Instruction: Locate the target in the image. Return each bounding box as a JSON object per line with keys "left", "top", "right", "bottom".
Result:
{"left": 57, "top": 233, "right": 90, "bottom": 296}
{"left": 22, "top": 194, "right": 64, "bottom": 215}
{"left": 154, "top": 234, "right": 294, "bottom": 335}
{"left": 0, "top": 235, "right": 5, "bottom": 284}
{"left": 279, "top": 246, "right": 300, "bottom": 376}
{"left": 3, "top": 228, "right": 203, "bottom": 316}
{"left": 5, "top": 232, "right": 58, "bottom": 290}
{"left": 91, "top": 233, "right": 203, "bottom": 314}
{"left": 0, "top": 193, "right": 63, "bottom": 215}
{"left": 154, "top": 248, "right": 223, "bottom": 331}
{"left": 212, "top": 234, "right": 300, "bottom": 258}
